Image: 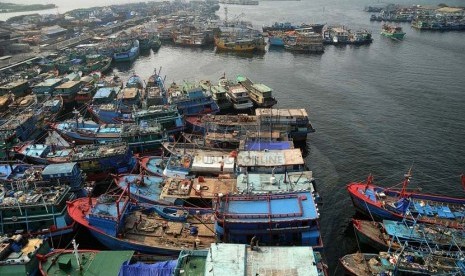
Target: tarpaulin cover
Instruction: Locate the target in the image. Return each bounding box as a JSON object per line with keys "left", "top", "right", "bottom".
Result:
{"left": 394, "top": 198, "right": 410, "bottom": 214}
{"left": 244, "top": 141, "right": 292, "bottom": 151}
{"left": 118, "top": 260, "right": 177, "bottom": 276}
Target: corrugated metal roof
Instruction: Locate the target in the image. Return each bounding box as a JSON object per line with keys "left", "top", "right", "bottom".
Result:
{"left": 237, "top": 149, "right": 304, "bottom": 167}
{"left": 204, "top": 243, "right": 320, "bottom": 276}
{"left": 42, "top": 162, "right": 77, "bottom": 175}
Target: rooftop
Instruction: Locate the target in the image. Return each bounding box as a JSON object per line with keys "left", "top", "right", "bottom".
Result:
{"left": 204, "top": 243, "right": 321, "bottom": 276}
{"left": 42, "top": 162, "right": 77, "bottom": 175}
{"left": 236, "top": 171, "right": 315, "bottom": 193}
{"left": 94, "top": 87, "right": 120, "bottom": 99}
{"left": 56, "top": 81, "right": 81, "bottom": 89}
{"left": 34, "top": 78, "right": 63, "bottom": 87}
{"left": 252, "top": 83, "right": 272, "bottom": 92}
{"left": 118, "top": 87, "right": 139, "bottom": 99}
{"left": 218, "top": 192, "right": 319, "bottom": 222}
{"left": 237, "top": 148, "right": 304, "bottom": 167}
{"left": 255, "top": 108, "right": 308, "bottom": 118}
{"left": 191, "top": 153, "right": 235, "bottom": 173}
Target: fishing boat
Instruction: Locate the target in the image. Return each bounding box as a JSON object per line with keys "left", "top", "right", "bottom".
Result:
{"left": 137, "top": 32, "right": 162, "bottom": 51}
{"left": 167, "top": 82, "right": 220, "bottom": 116}
{"left": 255, "top": 108, "right": 316, "bottom": 142}
{"left": 126, "top": 74, "right": 144, "bottom": 90}
{"left": 173, "top": 244, "right": 328, "bottom": 276}
{"left": 139, "top": 156, "right": 165, "bottom": 176}
{"left": 353, "top": 218, "right": 465, "bottom": 252}
{"left": 214, "top": 36, "right": 263, "bottom": 52}
{"left": 0, "top": 80, "right": 30, "bottom": 97}
{"left": 38, "top": 245, "right": 135, "bottom": 276}
{"left": 0, "top": 165, "right": 81, "bottom": 238}
{"left": 54, "top": 81, "right": 82, "bottom": 105}
{"left": 12, "top": 141, "right": 137, "bottom": 181}
{"left": 88, "top": 104, "right": 184, "bottom": 134}
{"left": 340, "top": 251, "right": 465, "bottom": 275}
{"left": 31, "top": 78, "right": 63, "bottom": 98}
{"left": 381, "top": 24, "right": 406, "bottom": 40}
{"left": 210, "top": 84, "right": 233, "bottom": 110}
{"left": 263, "top": 22, "right": 297, "bottom": 32}
{"left": 347, "top": 172, "right": 465, "bottom": 229}
{"left": 236, "top": 75, "right": 277, "bottom": 108}
{"left": 113, "top": 39, "right": 140, "bottom": 62}
{"left": 66, "top": 194, "right": 216, "bottom": 254}
{"left": 284, "top": 34, "right": 325, "bottom": 53}
{"left": 75, "top": 73, "right": 99, "bottom": 105}
{"left": 226, "top": 85, "right": 254, "bottom": 110}
{"left": 0, "top": 109, "right": 44, "bottom": 142}
{"left": 50, "top": 119, "right": 167, "bottom": 154}
{"left": 214, "top": 191, "right": 323, "bottom": 249}
{"left": 0, "top": 235, "right": 50, "bottom": 276}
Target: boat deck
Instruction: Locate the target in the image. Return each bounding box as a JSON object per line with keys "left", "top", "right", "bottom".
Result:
{"left": 123, "top": 210, "right": 216, "bottom": 251}
{"left": 160, "top": 177, "right": 238, "bottom": 201}
{"left": 236, "top": 171, "right": 315, "bottom": 194}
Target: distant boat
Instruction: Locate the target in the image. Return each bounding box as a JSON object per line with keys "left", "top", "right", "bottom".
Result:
{"left": 113, "top": 39, "right": 140, "bottom": 62}
{"left": 381, "top": 24, "right": 406, "bottom": 40}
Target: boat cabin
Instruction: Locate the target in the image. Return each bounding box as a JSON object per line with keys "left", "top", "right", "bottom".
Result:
{"left": 0, "top": 80, "right": 30, "bottom": 97}
{"left": 32, "top": 78, "right": 63, "bottom": 97}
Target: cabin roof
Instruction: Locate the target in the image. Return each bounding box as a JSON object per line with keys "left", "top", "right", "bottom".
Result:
{"left": 118, "top": 87, "right": 138, "bottom": 99}
{"left": 237, "top": 148, "right": 304, "bottom": 167}
{"left": 0, "top": 80, "right": 28, "bottom": 89}
{"left": 236, "top": 171, "right": 314, "bottom": 193}
{"left": 94, "top": 87, "right": 120, "bottom": 99}
{"left": 255, "top": 108, "right": 308, "bottom": 117}
{"left": 252, "top": 83, "right": 272, "bottom": 92}
{"left": 34, "top": 78, "right": 62, "bottom": 87}
{"left": 42, "top": 162, "right": 77, "bottom": 175}
{"left": 56, "top": 81, "right": 81, "bottom": 89}
{"left": 204, "top": 243, "right": 320, "bottom": 276}
{"left": 219, "top": 191, "right": 318, "bottom": 222}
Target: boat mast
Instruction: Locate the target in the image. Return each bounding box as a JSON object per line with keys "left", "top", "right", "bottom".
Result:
{"left": 399, "top": 168, "right": 412, "bottom": 198}
{"left": 72, "top": 239, "right": 82, "bottom": 271}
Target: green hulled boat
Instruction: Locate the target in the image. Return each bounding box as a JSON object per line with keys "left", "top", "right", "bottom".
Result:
{"left": 0, "top": 235, "right": 50, "bottom": 276}
{"left": 39, "top": 246, "right": 134, "bottom": 276}
{"left": 381, "top": 24, "right": 406, "bottom": 40}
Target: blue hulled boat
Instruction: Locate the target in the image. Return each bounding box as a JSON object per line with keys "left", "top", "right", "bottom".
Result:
{"left": 167, "top": 82, "right": 220, "bottom": 116}
{"left": 12, "top": 141, "right": 137, "bottom": 181}
{"left": 214, "top": 191, "right": 323, "bottom": 250}
{"left": 347, "top": 173, "right": 465, "bottom": 229}
{"left": 113, "top": 40, "right": 140, "bottom": 62}
{"left": 67, "top": 194, "right": 216, "bottom": 255}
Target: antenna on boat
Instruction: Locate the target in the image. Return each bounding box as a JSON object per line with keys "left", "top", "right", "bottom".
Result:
{"left": 400, "top": 167, "right": 413, "bottom": 198}
{"left": 72, "top": 239, "right": 82, "bottom": 271}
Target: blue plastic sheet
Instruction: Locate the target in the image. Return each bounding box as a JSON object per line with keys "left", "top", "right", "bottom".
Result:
{"left": 118, "top": 260, "right": 177, "bottom": 276}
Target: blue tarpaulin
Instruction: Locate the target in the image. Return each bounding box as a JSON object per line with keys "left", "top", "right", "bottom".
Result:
{"left": 394, "top": 198, "right": 410, "bottom": 214}
{"left": 118, "top": 260, "right": 177, "bottom": 276}
{"left": 244, "top": 141, "right": 292, "bottom": 151}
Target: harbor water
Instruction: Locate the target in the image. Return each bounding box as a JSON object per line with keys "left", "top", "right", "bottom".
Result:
{"left": 4, "top": 0, "right": 465, "bottom": 274}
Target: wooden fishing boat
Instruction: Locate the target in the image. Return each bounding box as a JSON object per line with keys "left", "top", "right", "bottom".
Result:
{"left": 347, "top": 172, "right": 465, "bottom": 229}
